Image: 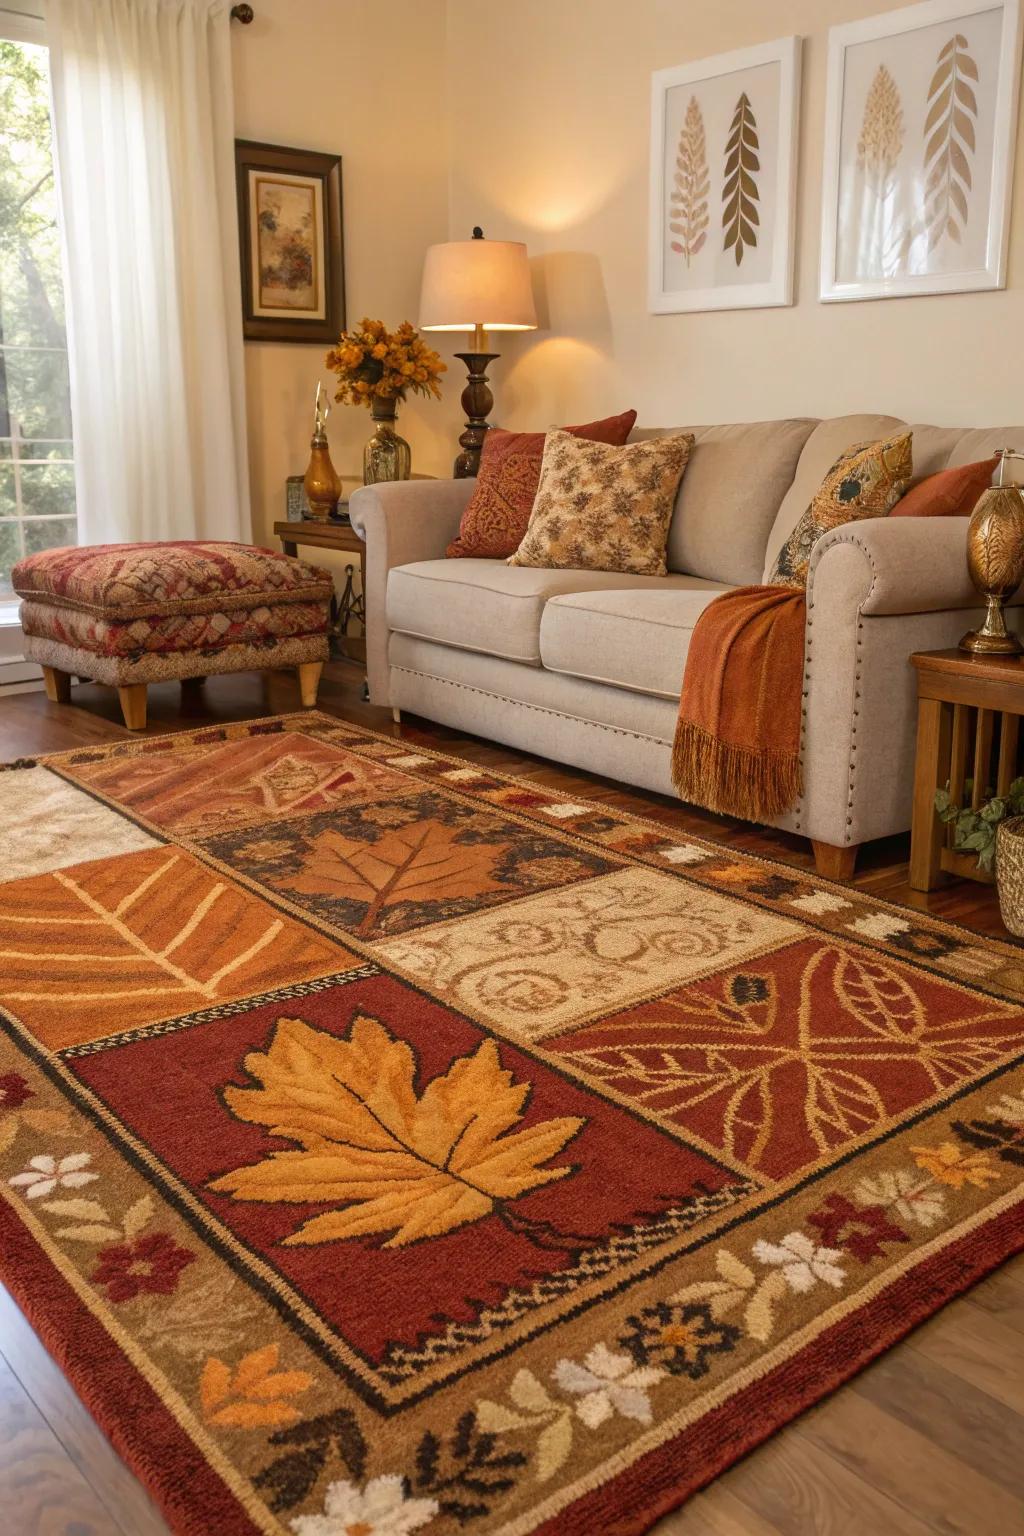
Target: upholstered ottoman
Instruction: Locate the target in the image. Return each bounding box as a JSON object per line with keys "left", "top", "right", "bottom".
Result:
{"left": 12, "top": 541, "right": 334, "bottom": 731}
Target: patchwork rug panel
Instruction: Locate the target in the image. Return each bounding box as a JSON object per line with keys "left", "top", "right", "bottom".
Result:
{"left": 1, "top": 712, "right": 1022, "bottom": 1536}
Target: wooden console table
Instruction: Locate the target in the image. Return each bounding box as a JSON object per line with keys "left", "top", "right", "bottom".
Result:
{"left": 274, "top": 518, "right": 366, "bottom": 664}
{"left": 910, "top": 649, "right": 1024, "bottom": 890}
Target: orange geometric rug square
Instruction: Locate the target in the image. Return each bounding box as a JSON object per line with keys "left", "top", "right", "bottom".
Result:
{"left": 1, "top": 712, "right": 1023, "bottom": 1536}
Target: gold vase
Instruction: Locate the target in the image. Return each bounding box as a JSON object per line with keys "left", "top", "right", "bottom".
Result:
{"left": 363, "top": 397, "right": 412, "bottom": 486}
{"left": 961, "top": 449, "right": 1024, "bottom": 655}
{"left": 303, "top": 430, "right": 342, "bottom": 522}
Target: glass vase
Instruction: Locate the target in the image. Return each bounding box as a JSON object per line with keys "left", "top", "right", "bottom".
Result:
{"left": 363, "top": 397, "right": 411, "bottom": 485}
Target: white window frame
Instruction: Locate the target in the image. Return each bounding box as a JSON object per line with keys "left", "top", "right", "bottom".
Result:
{"left": 0, "top": 4, "right": 69, "bottom": 692}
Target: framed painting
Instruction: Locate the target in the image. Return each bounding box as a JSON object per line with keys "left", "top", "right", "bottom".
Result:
{"left": 235, "top": 140, "right": 345, "bottom": 343}
{"left": 648, "top": 36, "right": 802, "bottom": 314}
{"left": 819, "top": 0, "right": 1022, "bottom": 302}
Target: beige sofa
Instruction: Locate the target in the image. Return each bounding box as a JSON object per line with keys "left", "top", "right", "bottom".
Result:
{"left": 349, "top": 413, "right": 1023, "bottom": 877}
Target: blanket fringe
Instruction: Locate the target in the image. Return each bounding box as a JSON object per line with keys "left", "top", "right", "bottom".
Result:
{"left": 671, "top": 722, "right": 802, "bottom": 822}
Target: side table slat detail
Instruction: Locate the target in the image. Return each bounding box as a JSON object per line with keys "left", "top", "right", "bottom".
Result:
{"left": 910, "top": 649, "right": 1024, "bottom": 896}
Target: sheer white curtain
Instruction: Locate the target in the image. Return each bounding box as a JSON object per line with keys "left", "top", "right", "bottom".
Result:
{"left": 45, "top": 0, "right": 251, "bottom": 544}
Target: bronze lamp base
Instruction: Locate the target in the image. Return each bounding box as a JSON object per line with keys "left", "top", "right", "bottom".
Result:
{"left": 452, "top": 350, "right": 499, "bottom": 478}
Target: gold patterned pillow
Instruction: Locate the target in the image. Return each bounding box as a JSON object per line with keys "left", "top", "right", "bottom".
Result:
{"left": 508, "top": 430, "right": 694, "bottom": 575}
{"left": 769, "top": 431, "right": 913, "bottom": 589}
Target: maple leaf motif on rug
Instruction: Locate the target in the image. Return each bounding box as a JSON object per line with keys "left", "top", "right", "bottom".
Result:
{"left": 209, "top": 1015, "right": 585, "bottom": 1247}
{"left": 0, "top": 710, "right": 1023, "bottom": 1536}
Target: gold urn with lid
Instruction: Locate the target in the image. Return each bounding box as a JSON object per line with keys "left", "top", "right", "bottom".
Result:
{"left": 960, "top": 449, "right": 1024, "bottom": 656}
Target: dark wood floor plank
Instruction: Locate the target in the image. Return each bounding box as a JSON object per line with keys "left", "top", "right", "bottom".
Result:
{"left": 852, "top": 1347, "right": 1024, "bottom": 1500}
{"left": 794, "top": 1370, "right": 1023, "bottom": 1535}
{"left": 907, "top": 1299, "right": 1024, "bottom": 1416}
{"left": 1, "top": 663, "right": 1023, "bottom": 1536}
{"left": 712, "top": 1428, "right": 938, "bottom": 1536}
{"left": 0, "top": 1291, "right": 170, "bottom": 1536}
{"left": 0, "top": 1353, "right": 124, "bottom": 1536}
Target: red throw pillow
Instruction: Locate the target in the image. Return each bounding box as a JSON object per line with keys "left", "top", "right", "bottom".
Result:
{"left": 891, "top": 455, "right": 998, "bottom": 517}
{"left": 446, "top": 410, "right": 638, "bottom": 558}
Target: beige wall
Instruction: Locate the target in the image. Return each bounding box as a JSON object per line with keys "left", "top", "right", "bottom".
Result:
{"left": 444, "top": 0, "right": 1024, "bottom": 434}
{"left": 231, "top": 0, "right": 453, "bottom": 545}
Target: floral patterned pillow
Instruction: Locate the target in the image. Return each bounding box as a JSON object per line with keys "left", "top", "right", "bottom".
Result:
{"left": 507, "top": 431, "right": 694, "bottom": 576}
{"left": 769, "top": 431, "right": 913, "bottom": 589}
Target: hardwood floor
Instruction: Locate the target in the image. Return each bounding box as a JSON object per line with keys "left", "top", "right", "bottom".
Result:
{"left": 0, "top": 661, "right": 1021, "bottom": 1536}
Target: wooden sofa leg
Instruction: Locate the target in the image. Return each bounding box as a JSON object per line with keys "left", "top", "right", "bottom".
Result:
{"left": 812, "top": 840, "right": 859, "bottom": 881}
{"left": 297, "top": 661, "right": 323, "bottom": 708}
{"left": 392, "top": 707, "right": 402, "bottom": 725}
{"left": 118, "top": 684, "right": 147, "bottom": 731}
{"left": 42, "top": 666, "right": 72, "bottom": 704}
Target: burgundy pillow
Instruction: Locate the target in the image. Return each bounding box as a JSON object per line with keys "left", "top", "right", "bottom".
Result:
{"left": 446, "top": 410, "right": 638, "bottom": 558}
{"left": 891, "top": 456, "right": 998, "bottom": 516}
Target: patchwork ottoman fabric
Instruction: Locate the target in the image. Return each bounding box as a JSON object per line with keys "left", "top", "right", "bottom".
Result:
{"left": 12, "top": 540, "right": 334, "bottom": 618}
{"left": 13, "top": 541, "right": 332, "bottom": 687}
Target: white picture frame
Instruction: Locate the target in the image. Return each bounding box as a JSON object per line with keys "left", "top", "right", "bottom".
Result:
{"left": 820, "top": 0, "right": 1022, "bottom": 302}
{"left": 648, "top": 36, "right": 802, "bottom": 314}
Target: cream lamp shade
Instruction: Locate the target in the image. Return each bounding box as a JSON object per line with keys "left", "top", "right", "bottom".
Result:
{"left": 419, "top": 232, "right": 538, "bottom": 334}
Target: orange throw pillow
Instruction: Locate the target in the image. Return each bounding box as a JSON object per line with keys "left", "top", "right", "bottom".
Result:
{"left": 446, "top": 410, "right": 638, "bottom": 558}
{"left": 891, "top": 456, "right": 998, "bottom": 516}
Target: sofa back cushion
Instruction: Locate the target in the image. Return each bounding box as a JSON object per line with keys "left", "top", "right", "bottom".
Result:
{"left": 657, "top": 418, "right": 817, "bottom": 585}
{"left": 947, "top": 428, "right": 1024, "bottom": 477}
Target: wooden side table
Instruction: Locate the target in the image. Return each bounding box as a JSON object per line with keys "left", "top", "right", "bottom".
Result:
{"left": 274, "top": 518, "right": 366, "bottom": 664}
{"left": 910, "top": 649, "right": 1024, "bottom": 890}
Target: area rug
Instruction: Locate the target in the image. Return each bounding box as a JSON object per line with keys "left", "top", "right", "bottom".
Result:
{"left": 1, "top": 711, "right": 1023, "bottom": 1536}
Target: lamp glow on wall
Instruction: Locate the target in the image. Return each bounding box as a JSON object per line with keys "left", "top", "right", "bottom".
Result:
{"left": 419, "top": 228, "right": 537, "bottom": 477}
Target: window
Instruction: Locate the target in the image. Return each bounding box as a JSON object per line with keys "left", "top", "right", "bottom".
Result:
{"left": 0, "top": 22, "right": 76, "bottom": 613}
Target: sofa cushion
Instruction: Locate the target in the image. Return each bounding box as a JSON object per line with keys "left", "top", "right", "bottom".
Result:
{"left": 11, "top": 541, "right": 334, "bottom": 619}
{"left": 947, "top": 428, "right": 1024, "bottom": 475}
{"left": 386, "top": 560, "right": 715, "bottom": 666}
{"left": 666, "top": 419, "right": 817, "bottom": 584}
{"left": 509, "top": 431, "right": 693, "bottom": 576}
{"left": 446, "top": 410, "right": 637, "bottom": 559}
{"left": 762, "top": 415, "right": 907, "bottom": 579}
{"left": 540, "top": 580, "right": 732, "bottom": 699}
{"left": 769, "top": 431, "right": 914, "bottom": 589}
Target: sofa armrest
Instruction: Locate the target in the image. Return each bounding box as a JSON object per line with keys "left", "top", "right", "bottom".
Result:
{"left": 808, "top": 516, "right": 1016, "bottom": 616}
{"left": 349, "top": 478, "right": 476, "bottom": 705}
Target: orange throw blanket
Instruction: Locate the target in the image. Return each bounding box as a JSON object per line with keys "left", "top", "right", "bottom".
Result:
{"left": 672, "top": 585, "right": 806, "bottom": 821}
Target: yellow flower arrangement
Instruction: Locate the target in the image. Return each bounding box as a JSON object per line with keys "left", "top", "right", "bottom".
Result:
{"left": 325, "top": 318, "right": 446, "bottom": 408}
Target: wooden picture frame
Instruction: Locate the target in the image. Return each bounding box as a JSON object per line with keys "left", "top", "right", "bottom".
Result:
{"left": 819, "top": 0, "right": 1022, "bottom": 302}
{"left": 235, "top": 140, "right": 345, "bottom": 343}
{"left": 648, "top": 36, "right": 802, "bottom": 314}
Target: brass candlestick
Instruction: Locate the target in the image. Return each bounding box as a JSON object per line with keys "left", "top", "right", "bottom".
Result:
{"left": 303, "top": 381, "right": 341, "bottom": 521}
{"left": 961, "top": 448, "right": 1024, "bottom": 656}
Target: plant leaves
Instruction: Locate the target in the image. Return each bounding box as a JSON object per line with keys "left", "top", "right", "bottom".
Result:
{"left": 669, "top": 94, "right": 709, "bottom": 267}
{"left": 922, "top": 33, "right": 978, "bottom": 251}
{"left": 52, "top": 1224, "right": 124, "bottom": 1243}
{"left": 40, "top": 1198, "right": 110, "bottom": 1222}
{"left": 122, "top": 1195, "right": 155, "bottom": 1238}
{"left": 721, "top": 92, "right": 760, "bottom": 266}
{"left": 209, "top": 1015, "right": 584, "bottom": 1249}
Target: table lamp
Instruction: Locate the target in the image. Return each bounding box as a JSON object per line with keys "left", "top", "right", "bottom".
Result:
{"left": 419, "top": 228, "right": 537, "bottom": 477}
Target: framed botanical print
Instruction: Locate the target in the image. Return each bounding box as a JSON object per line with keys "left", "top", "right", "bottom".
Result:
{"left": 648, "top": 36, "right": 802, "bottom": 314}
{"left": 235, "top": 140, "right": 345, "bottom": 343}
{"left": 819, "top": 0, "right": 1022, "bottom": 302}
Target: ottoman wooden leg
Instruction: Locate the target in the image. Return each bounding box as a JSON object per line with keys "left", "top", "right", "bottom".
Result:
{"left": 118, "top": 684, "right": 147, "bottom": 731}
{"left": 42, "top": 666, "right": 72, "bottom": 704}
{"left": 297, "top": 661, "right": 323, "bottom": 708}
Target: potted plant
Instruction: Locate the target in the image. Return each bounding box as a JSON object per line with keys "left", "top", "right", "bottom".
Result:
{"left": 934, "top": 777, "right": 1024, "bottom": 873}
{"left": 325, "top": 318, "right": 445, "bottom": 485}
